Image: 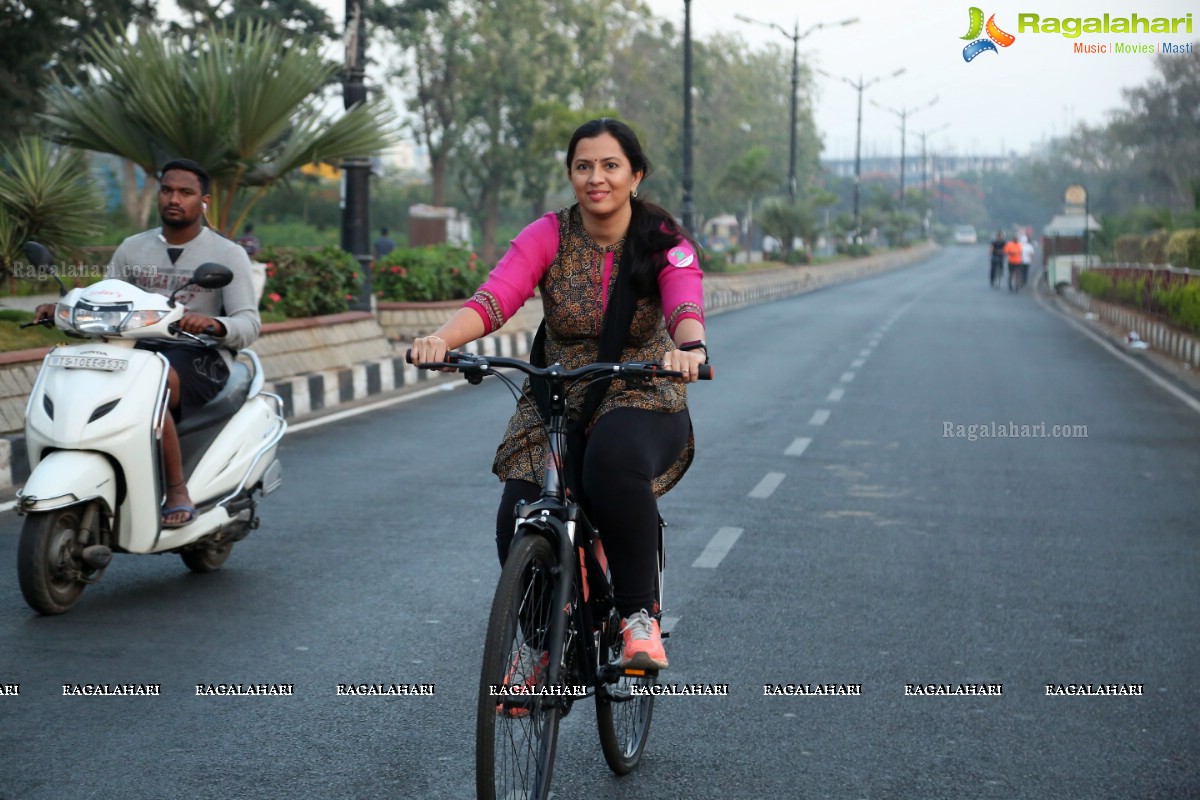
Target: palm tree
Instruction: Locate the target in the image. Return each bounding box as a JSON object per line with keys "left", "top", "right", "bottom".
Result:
{"left": 40, "top": 20, "right": 397, "bottom": 236}
{"left": 719, "top": 146, "right": 779, "bottom": 262}
{"left": 0, "top": 137, "right": 101, "bottom": 273}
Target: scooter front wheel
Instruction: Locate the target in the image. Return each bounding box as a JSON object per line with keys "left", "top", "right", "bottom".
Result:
{"left": 180, "top": 541, "right": 233, "bottom": 573}
{"left": 17, "top": 503, "right": 103, "bottom": 615}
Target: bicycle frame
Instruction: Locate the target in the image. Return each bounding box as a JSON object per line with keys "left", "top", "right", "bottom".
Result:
{"left": 426, "top": 350, "right": 711, "bottom": 796}
{"left": 507, "top": 367, "right": 609, "bottom": 698}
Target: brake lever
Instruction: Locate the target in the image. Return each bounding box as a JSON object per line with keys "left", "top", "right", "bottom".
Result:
{"left": 19, "top": 318, "right": 54, "bottom": 329}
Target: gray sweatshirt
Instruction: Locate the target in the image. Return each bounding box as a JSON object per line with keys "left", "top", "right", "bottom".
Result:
{"left": 107, "top": 227, "right": 262, "bottom": 363}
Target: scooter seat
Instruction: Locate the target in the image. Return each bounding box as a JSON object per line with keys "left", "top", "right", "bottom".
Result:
{"left": 177, "top": 359, "right": 254, "bottom": 436}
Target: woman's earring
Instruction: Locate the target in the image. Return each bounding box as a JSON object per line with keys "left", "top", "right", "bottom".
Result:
{"left": 632, "top": 186, "right": 639, "bottom": 198}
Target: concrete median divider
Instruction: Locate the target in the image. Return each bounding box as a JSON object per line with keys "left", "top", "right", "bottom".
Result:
{"left": 0, "top": 242, "right": 935, "bottom": 492}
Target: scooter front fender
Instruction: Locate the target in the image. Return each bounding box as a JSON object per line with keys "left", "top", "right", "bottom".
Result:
{"left": 18, "top": 451, "right": 117, "bottom": 514}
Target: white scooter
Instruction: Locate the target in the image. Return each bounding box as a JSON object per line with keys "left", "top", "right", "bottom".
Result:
{"left": 15, "top": 243, "right": 285, "bottom": 615}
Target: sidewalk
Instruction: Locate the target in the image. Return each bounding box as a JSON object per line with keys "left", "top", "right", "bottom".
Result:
{"left": 1034, "top": 273, "right": 1200, "bottom": 403}
{"left": 0, "top": 293, "right": 59, "bottom": 313}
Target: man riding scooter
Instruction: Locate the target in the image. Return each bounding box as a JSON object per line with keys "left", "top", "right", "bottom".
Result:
{"left": 36, "top": 159, "right": 261, "bottom": 528}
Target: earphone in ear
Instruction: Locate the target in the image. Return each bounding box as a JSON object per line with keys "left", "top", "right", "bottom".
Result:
{"left": 202, "top": 202, "right": 208, "bottom": 211}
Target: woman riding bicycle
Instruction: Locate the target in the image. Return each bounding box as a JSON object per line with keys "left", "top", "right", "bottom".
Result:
{"left": 410, "top": 118, "right": 707, "bottom": 672}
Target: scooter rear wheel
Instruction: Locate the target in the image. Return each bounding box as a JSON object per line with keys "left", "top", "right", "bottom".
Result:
{"left": 17, "top": 504, "right": 101, "bottom": 615}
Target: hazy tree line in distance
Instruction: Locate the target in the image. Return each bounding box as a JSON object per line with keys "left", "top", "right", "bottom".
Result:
{"left": 2, "top": 0, "right": 1197, "bottom": 262}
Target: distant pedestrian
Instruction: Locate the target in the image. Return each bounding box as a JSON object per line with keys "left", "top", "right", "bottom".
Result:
{"left": 1003, "top": 236, "right": 1022, "bottom": 291}
{"left": 1019, "top": 235, "right": 1034, "bottom": 289}
{"left": 374, "top": 227, "right": 396, "bottom": 260}
{"left": 989, "top": 230, "right": 1006, "bottom": 288}
{"left": 235, "top": 224, "right": 261, "bottom": 258}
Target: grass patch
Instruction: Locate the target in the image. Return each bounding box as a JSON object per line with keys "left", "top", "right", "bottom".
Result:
{"left": 0, "top": 310, "right": 69, "bottom": 352}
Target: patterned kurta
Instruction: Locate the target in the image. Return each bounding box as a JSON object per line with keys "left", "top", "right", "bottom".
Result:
{"left": 478, "top": 206, "right": 701, "bottom": 496}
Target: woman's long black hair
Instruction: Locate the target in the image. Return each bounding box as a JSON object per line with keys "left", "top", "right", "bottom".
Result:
{"left": 566, "top": 118, "right": 699, "bottom": 297}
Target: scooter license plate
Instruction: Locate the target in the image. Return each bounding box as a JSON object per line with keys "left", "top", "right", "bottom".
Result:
{"left": 47, "top": 355, "right": 129, "bottom": 371}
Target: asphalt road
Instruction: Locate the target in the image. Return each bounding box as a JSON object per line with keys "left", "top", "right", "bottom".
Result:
{"left": 1, "top": 246, "right": 1197, "bottom": 799}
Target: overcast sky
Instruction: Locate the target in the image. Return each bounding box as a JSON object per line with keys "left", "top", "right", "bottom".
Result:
{"left": 644, "top": 0, "right": 1195, "bottom": 160}
{"left": 305, "top": 0, "right": 1193, "bottom": 160}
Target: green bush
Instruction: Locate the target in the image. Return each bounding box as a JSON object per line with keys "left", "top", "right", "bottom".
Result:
{"left": 1164, "top": 229, "right": 1200, "bottom": 268}
{"left": 700, "top": 249, "right": 732, "bottom": 273}
{"left": 1154, "top": 282, "right": 1200, "bottom": 333}
{"left": 1142, "top": 230, "right": 1171, "bottom": 264}
{"left": 1114, "top": 233, "right": 1144, "bottom": 263}
{"left": 837, "top": 242, "right": 872, "bottom": 258}
{"left": 251, "top": 221, "right": 341, "bottom": 251}
{"left": 1112, "top": 277, "right": 1147, "bottom": 307}
{"left": 373, "top": 245, "right": 483, "bottom": 302}
{"left": 784, "top": 248, "right": 812, "bottom": 265}
{"left": 1078, "top": 270, "right": 1113, "bottom": 299}
{"left": 258, "top": 245, "right": 360, "bottom": 318}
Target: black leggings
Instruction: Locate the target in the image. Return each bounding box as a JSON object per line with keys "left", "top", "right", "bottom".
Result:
{"left": 495, "top": 407, "right": 690, "bottom": 617}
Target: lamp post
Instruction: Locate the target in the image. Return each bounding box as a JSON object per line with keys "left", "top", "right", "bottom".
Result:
{"left": 871, "top": 95, "right": 938, "bottom": 212}
{"left": 814, "top": 67, "right": 906, "bottom": 239}
{"left": 343, "top": 0, "right": 372, "bottom": 311}
{"left": 681, "top": 0, "right": 695, "bottom": 233}
{"left": 735, "top": 14, "right": 859, "bottom": 201}
{"left": 916, "top": 123, "right": 950, "bottom": 195}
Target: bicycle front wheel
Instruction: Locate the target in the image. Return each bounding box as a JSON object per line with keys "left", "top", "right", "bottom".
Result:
{"left": 595, "top": 609, "right": 656, "bottom": 775}
{"left": 476, "top": 533, "right": 564, "bottom": 800}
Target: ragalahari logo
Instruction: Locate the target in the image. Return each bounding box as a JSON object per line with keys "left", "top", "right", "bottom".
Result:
{"left": 961, "top": 8, "right": 1016, "bottom": 61}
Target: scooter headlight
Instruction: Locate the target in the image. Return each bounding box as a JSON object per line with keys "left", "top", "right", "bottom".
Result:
{"left": 121, "top": 310, "right": 169, "bottom": 331}
{"left": 71, "top": 304, "right": 131, "bottom": 335}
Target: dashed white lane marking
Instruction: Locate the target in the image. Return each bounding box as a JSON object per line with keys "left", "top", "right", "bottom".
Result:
{"left": 692, "top": 527, "right": 744, "bottom": 569}
{"left": 851, "top": 358, "right": 865, "bottom": 368}
{"left": 826, "top": 386, "right": 845, "bottom": 402}
{"left": 809, "top": 409, "right": 831, "bottom": 426}
{"left": 784, "top": 437, "right": 812, "bottom": 457}
{"left": 860, "top": 349, "right": 872, "bottom": 358}
{"left": 840, "top": 371, "right": 856, "bottom": 383}
{"left": 749, "top": 472, "right": 786, "bottom": 499}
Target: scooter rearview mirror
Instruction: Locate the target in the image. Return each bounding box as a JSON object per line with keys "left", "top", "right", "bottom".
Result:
{"left": 168, "top": 262, "right": 233, "bottom": 306}
{"left": 191, "top": 262, "right": 234, "bottom": 290}
{"left": 22, "top": 241, "right": 69, "bottom": 297}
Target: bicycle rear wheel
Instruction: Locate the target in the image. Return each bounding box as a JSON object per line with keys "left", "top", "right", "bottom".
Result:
{"left": 477, "top": 533, "right": 564, "bottom": 800}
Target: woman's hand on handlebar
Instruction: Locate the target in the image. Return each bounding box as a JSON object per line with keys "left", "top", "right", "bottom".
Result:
{"left": 410, "top": 334, "right": 455, "bottom": 371}
{"left": 661, "top": 347, "right": 707, "bottom": 384}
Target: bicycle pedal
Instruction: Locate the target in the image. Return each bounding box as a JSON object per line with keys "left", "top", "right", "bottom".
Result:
{"left": 620, "top": 667, "right": 660, "bottom": 678}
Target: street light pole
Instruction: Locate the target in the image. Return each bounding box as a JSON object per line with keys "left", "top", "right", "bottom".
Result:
{"left": 788, "top": 26, "right": 799, "bottom": 200}
{"left": 735, "top": 14, "right": 858, "bottom": 203}
{"left": 871, "top": 95, "right": 938, "bottom": 213}
{"left": 681, "top": 0, "right": 695, "bottom": 233}
{"left": 815, "top": 67, "right": 906, "bottom": 238}
{"left": 343, "top": 0, "right": 372, "bottom": 311}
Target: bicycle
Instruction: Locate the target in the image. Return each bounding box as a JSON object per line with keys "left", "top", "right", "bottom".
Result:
{"left": 408, "top": 349, "right": 712, "bottom": 800}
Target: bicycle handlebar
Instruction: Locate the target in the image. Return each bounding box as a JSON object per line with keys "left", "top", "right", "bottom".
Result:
{"left": 405, "top": 349, "right": 714, "bottom": 381}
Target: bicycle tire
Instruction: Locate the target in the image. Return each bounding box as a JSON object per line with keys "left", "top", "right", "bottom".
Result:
{"left": 595, "top": 529, "right": 662, "bottom": 775}
{"left": 476, "top": 533, "right": 564, "bottom": 800}
{"left": 595, "top": 612, "right": 656, "bottom": 775}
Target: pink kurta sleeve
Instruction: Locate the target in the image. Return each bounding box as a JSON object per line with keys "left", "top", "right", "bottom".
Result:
{"left": 464, "top": 213, "right": 559, "bottom": 334}
{"left": 657, "top": 237, "right": 704, "bottom": 335}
